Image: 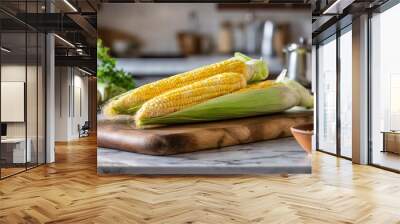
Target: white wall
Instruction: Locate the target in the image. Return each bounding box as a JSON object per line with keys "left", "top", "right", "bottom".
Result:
{"left": 55, "top": 66, "right": 69, "bottom": 141}
{"left": 54, "top": 67, "right": 89, "bottom": 141}
{"left": 71, "top": 73, "right": 89, "bottom": 138}
{"left": 1, "top": 65, "right": 39, "bottom": 138}
{"left": 98, "top": 3, "right": 311, "bottom": 54}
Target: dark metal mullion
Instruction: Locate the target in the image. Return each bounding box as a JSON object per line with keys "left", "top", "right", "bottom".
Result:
{"left": 72, "top": 68, "right": 75, "bottom": 118}
{"left": 86, "top": 0, "right": 97, "bottom": 12}
{"left": 68, "top": 69, "right": 71, "bottom": 118}
{"left": 341, "top": 155, "right": 352, "bottom": 161}
{"left": 317, "top": 148, "right": 352, "bottom": 161}
{"left": 367, "top": 11, "right": 373, "bottom": 165}
{"left": 336, "top": 24, "right": 341, "bottom": 157}
{"left": 0, "top": 8, "right": 37, "bottom": 33}
{"left": 0, "top": 168, "right": 28, "bottom": 179}
{"left": 370, "top": 164, "right": 400, "bottom": 174}
{"left": 43, "top": 0, "right": 48, "bottom": 165}
{"left": 24, "top": 0, "right": 28, "bottom": 171}
{"left": 36, "top": 0, "right": 39, "bottom": 168}
{"left": 373, "top": 0, "right": 400, "bottom": 13}
{"left": 315, "top": 44, "right": 320, "bottom": 151}
{"left": 44, "top": 33, "right": 47, "bottom": 165}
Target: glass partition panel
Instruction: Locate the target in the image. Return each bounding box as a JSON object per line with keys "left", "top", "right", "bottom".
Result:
{"left": 317, "top": 37, "right": 337, "bottom": 154}
{"left": 339, "top": 29, "right": 352, "bottom": 158}
{"left": 38, "top": 32, "right": 45, "bottom": 165}
{"left": 0, "top": 1, "right": 46, "bottom": 179}
{"left": 1, "top": 31, "right": 27, "bottom": 177}
{"left": 27, "top": 31, "right": 38, "bottom": 169}
{"left": 371, "top": 3, "right": 400, "bottom": 171}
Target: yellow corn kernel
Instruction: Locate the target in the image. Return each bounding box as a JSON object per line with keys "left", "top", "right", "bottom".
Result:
{"left": 104, "top": 58, "right": 247, "bottom": 116}
{"left": 135, "top": 72, "right": 247, "bottom": 121}
{"left": 237, "top": 80, "right": 276, "bottom": 93}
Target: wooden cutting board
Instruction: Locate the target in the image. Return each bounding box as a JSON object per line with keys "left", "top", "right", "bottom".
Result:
{"left": 97, "top": 110, "right": 313, "bottom": 155}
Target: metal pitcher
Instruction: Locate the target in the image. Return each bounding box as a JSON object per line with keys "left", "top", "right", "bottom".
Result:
{"left": 283, "top": 38, "right": 311, "bottom": 88}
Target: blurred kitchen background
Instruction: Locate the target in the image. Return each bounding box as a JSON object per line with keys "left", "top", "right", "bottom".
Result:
{"left": 98, "top": 3, "right": 311, "bottom": 87}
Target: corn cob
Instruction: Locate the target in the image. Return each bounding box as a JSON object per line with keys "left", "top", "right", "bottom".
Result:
{"left": 136, "top": 82, "right": 301, "bottom": 128}
{"left": 135, "top": 72, "right": 247, "bottom": 125}
{"left": 103, "top": 58, "right": 247, "bottom": 116}
{"left": 103, "top": 53, "right": 268, "bottom": 117}
{"left": 134, "top": 69, "right": 313, "bottom": 128}
{"left": 236, "top": 80, "right": 276, "bottom": 93}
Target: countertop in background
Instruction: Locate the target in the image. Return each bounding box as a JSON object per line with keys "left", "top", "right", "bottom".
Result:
{"left": 116, "top": 55, "right": 283, "bottom": 77}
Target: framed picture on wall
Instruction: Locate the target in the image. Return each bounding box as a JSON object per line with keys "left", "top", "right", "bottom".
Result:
{"left": 1, "top": 81, "right": 25, "bottom": 122}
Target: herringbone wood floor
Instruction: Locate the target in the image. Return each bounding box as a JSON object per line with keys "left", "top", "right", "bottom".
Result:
{"left": 1, "top": 135, "right": 400, "bottom": 224}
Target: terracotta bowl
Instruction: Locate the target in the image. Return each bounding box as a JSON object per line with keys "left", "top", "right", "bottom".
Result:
{"left": 290, "top": 123, "right": 314, "bottom": 154}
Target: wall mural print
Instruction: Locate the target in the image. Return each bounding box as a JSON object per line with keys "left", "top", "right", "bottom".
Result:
{"left": 96, "top": 3, "right": 314, "bottom": 175}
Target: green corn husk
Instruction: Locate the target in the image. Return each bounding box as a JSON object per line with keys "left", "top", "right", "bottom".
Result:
{"left": 281, "top": 79, "right": 313, "bottom": 108}
{"left": 136, "top": 83, "right": 301, "bottom": 128}
{"left": 234, "top": 52, "right": 269, "bottom": 83}
{"left": 276, "top": 69, "right": 314, "bottom": 109}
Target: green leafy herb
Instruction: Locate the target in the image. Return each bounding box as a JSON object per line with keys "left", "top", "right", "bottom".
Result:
{"left": 97, "top": 39, "right": 135, "bottom": 102}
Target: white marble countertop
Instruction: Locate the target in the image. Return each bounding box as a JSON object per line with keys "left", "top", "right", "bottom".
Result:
{"left": 97, "top": 137, "right": 311, "bottom": 175}
{"left": 116, "top": 55, "right": 283, "bottom": 76}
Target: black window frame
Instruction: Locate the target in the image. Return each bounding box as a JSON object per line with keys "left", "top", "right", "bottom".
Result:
{"left": 314, "top": 16, "right": 353, "bottom": 161}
